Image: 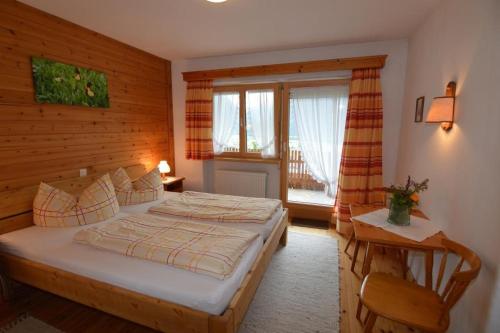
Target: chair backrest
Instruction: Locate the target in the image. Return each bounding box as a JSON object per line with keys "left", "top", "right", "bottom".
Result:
{"left": 436, "top": 238, "right": 481, "bottom": 320}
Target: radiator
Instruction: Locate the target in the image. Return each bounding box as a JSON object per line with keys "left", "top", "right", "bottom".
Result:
{"left": 214, "top": 170, "right": 267, "bottom": 198}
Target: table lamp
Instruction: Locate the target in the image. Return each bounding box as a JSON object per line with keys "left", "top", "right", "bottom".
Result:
{"left": 158, "top": 160, "right": 170, "bottom": 179}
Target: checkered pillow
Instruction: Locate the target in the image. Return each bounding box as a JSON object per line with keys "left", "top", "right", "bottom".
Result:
{"left": 111, "top": 167, "right": 133, "bottom": 191}
{"left": 111, "top": 168, "right": 164, "bottom": 206}
{"left": 33, "top": 174, "right": 120, "bottom": 227}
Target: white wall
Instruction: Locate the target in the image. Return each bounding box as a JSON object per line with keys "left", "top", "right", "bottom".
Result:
{"left": 172, "top": 40, "right": 408, "bottom": 195}
{"left": 396, "top": 0, "right": 500, "bottom": 331}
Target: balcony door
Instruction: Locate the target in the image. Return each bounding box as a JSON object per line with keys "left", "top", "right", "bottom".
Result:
{"left": 280, "top": 79, "right": 349, "bottom": 221}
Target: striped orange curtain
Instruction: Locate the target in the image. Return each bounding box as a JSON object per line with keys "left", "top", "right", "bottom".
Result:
{"left": 335, "top": 68, "right": 385, "bottom": 234}
{"left": 185, "top": 80, "right": 214, "bottom": 160}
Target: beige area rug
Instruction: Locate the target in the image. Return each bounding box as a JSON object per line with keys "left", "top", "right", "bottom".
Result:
{"left": 0, "top": 314, "right": 62, "bottom": 333}
{"left": 239, "top": 231, "right": 340, "bottom": 333}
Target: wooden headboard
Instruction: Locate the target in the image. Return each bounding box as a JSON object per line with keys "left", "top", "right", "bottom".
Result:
{"left": 0, "top": 164, "right": 148, "bottom": 235}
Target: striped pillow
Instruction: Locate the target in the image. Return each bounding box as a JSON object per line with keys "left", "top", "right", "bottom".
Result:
{"left": 112, "top": 168, "right": 164, "bottom": 206}
{"left": 33, "top": 174, "right": 119, "bottom": 227}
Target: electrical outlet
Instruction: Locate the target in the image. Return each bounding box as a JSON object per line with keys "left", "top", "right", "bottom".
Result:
{"left": 79, "top": 168, "right": 87, "bottom": 177}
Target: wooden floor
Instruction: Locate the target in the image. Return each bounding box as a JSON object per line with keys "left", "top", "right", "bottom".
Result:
{"left": 290, "top": 225, "right": 417, "bottom": 333}
{"left": 0, "top": 225, "right": 416, "bottom": 333}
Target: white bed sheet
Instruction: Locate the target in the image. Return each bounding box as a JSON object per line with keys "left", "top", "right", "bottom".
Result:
{"left": 0, "top": 212, "right": 263, "bottom": 315}
{"left": 120, "top": 192, "right": 283, "bottom": 240}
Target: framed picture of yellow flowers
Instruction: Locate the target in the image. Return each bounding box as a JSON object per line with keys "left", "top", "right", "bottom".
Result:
{"left": 31, "top": 57, "right": 109, "bottom": 108}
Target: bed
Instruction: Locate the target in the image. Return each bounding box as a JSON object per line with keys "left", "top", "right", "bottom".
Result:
{"left": 0, "top": 212, "right": 264, "bottom": 315}
{"left": 0, "top": 165, "right": 288, "bottom": 333}
{"left": 120, "top": 191, "right": 284, "bottom": 241}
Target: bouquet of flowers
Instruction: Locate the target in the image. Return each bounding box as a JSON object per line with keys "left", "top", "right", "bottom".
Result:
{"left": 386, "top": 176, "right": 429, "bottom": 208}
{"left": 385, "top": 176, "right": 429, "bottom": 225}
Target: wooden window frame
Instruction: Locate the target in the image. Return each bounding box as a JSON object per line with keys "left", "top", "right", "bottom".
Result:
{"left": 183, "top": 55, "right": 387, "bottom": 81}
{"left": 213, "top": 83, "right": 281, "bottom": 162}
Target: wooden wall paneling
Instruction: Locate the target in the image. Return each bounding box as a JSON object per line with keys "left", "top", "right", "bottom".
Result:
{"left": 0, "top": 149, "right": 160, "bottom": 181}
{"left": 0, "top": 2, "right": 165, "bottom": 70}
{"left": 164, "top": 61, "right": 176, "bottom": 175}
{"left": 0, "top": 120, "right": 168, "bottom": 136}
{"left": 0, "top": 159, "right": 160, "bottom": 193}
{"left": 0, "top": 164, "right": 147, "bottom": 223}
{"left": 0, "top": 141, "right": 168, "bottom": 164}
{"left": 0, "top": 132, "right": 168, "bottom": 150}
{"left": 0, "top": 48, "right": 167, "bottom": 96}
{"left": 0, "top": 213, "right": 33, "bottom": 235}
{"left": 0, "top": 12, "right": 166, "bottom": 80}
{"left": 0, "top": 105, "right": 168, "bottom": 123}
{"left": 0, "top": 0, "right": 175, "bottom": 202}
{"left": 0, "top": 142, "right": 168, "bottom": 167}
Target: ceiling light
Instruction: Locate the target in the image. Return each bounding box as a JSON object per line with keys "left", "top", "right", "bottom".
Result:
{"left": 206, "top": 0, "right": 228, "bottom": 3}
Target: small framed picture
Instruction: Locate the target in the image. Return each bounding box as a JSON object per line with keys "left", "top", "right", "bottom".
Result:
{"left": 415, "top": 96, "right": 425, "bottom": 122}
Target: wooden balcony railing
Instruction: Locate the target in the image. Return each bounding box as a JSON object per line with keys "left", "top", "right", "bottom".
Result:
{"left": 222, "top": 147, "right": 239, "bottom": 153}
{"left": 221, "top": 147, "right": 261, "bottom": 153}
{"left": 219, "top": 147, "right": 324, "bottom": 191}
{"left": 288, "top": 150, "right": 325, "bottom": 191}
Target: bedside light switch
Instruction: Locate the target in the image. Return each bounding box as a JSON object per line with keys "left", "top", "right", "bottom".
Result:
{"left": 79, "top": 168, "right": 87, "bottom": 177}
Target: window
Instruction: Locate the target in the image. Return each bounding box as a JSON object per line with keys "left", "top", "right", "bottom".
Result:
{"left": 213, "top": 83, "right": 279, "bottom": 159}
{"left": 213, "top": 92, "right": 240, "bottom": 153}
{"left": 288, "top": 84, "right": 349, "bottom": 199}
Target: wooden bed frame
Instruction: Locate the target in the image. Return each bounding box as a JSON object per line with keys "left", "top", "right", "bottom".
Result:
{"left": 0, "top": 164, "right": 289, "bottom": 333}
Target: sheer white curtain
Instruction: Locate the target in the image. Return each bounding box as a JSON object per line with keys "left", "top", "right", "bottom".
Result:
{"left": 290, "top": 85, "right": 349, "bottom": 197}
{"left": 213, "top": 92, "right": 240, "bottom": 154}
{"left": 246, "top": 90, "right": 275, "bottom": 157}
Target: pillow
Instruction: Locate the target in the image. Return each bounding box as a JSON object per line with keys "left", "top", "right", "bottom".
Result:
{"left": 111, "top": 167, "right": 133, "bottom": 191}
{"left": 33, "top": 174, "right": 119, "bottom": 227}
{"left": 111, "top": 168, "right": 164, "bottom": 206}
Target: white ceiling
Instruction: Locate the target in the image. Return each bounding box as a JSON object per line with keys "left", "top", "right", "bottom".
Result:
{"left": 20, "top": 0, "right": 440, "bottom": 60}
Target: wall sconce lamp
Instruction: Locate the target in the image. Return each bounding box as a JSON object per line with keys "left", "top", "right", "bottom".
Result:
{"left": 158, "top": 160, "right": 171, "bottom": 179}
{"left": 426, "top": 81, "right": 456, "bottom": 131}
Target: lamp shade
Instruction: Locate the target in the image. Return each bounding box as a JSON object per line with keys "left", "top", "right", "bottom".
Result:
{"left": 158, "top": 160, "right": 171, "bottom": 173}
{"left": 426, "top": 96, "right": 454, "bottom": 123}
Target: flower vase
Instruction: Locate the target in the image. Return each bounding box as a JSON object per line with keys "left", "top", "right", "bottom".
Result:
{"left": 387, "top": 200, "right": 411, "bottom": 226}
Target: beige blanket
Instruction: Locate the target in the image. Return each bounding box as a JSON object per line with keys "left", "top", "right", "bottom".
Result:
{"left": 149, "top": 191, "right": 282, "bottom": 224}
{"left": 74, "top": 213, "right": 259, "bottom": 280}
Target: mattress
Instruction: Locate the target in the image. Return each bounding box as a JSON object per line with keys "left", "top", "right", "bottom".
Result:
{"left": 0, "top": 212, "right": 263, "bottom": 315}
{"left": 120, "top": 192, "right": 283, "bottom": 240}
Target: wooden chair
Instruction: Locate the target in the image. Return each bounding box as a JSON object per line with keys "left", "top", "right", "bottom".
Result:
{"left": 356, "top": 238, "right": 481, "bottom": 333}
{"left": 344, "top": 230, "right": 366, "bottom": 273}
{"left": 344, "top": 231, "right": 391, "bottom": 275}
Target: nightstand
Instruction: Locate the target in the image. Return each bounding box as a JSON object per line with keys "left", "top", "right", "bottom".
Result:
{"left": 162, "top": 176, "right": 185, "bottom": 193}
{"left": 0, "top": 270, "right": 10, "bottom": 302}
